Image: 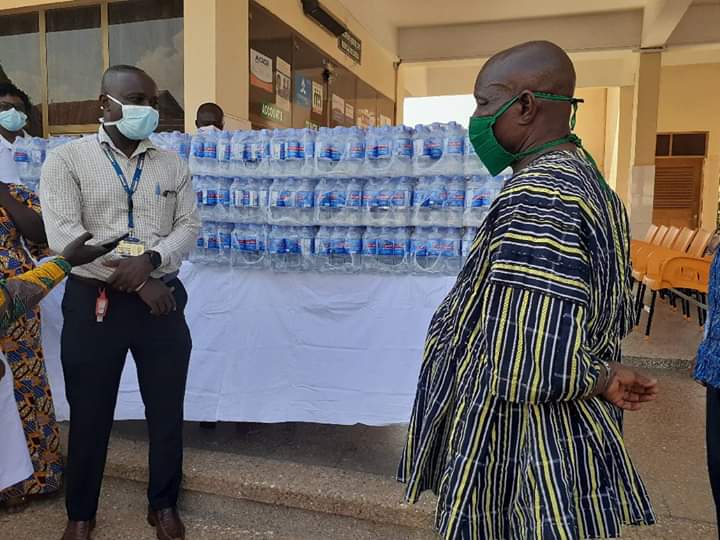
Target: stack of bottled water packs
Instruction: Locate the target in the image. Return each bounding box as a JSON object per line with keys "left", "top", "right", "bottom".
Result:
{"left": 186, "top": 123, "right": 511, "bottom": 275}
{"left": 12, "top": 134, "right": 81, "bottom": 192}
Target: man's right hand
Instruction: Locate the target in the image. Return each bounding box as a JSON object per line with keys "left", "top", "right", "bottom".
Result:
{"left": 137, "top": 279, "right": 176, "bottom": 316}
{"left": 602, "top": 363, "right": 658, "bottom": 411}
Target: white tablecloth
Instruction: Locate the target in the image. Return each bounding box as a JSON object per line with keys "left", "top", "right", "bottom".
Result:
{"left": 42, "top": 264, "right": 455, "bottom": 426}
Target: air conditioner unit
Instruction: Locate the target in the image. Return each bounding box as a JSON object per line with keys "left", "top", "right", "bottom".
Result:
{"left": 301, "top": 0, "right": 347, "bottom": 37}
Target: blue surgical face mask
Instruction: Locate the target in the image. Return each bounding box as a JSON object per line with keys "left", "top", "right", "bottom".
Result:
{"left": 0, "top": 108, "right": 27, "bottom": 132}
{"left": 103, "top": 94, "right": 159, "bottom": 140}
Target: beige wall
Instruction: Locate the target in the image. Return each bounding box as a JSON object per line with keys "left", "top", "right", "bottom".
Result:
{"left": 573, "top": 87, "right": 607, "bottom": 176}
{"left": 255, "top": 0, "right": 397, "bottom": 101}
{"left": 657, "top": 63, "right": 720, "bottom": 230}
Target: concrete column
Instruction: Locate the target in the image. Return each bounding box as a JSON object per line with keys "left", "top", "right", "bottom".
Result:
{"left": 614, "top": 86, "right": 636, "bottom": 205}
{"left": 628, "top": 52, "right": 662, "bottom": 239}
{"left": 183, "top": 0, "right": 250, "bottom": 133}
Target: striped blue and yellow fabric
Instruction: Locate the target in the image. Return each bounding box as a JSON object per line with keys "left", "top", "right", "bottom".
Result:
{"left": 398, "top": 150, "right": 655, "bottom": 539}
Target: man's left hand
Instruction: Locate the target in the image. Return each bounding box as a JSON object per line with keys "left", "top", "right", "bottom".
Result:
{"left": 104, "top": 254, "right": 154, "bottom": 292}
{"left": 602, "top": 363, "right": 658, "bottom": 411}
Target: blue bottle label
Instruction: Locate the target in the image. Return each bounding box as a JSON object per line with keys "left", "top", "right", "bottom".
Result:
{"left": 349, "top": 142, "right": 365, "bottom": 159}
{"left": 379, "top": 239, "right": 394, "bottom": 256}
{"left": 347, "top": 190, "right": 362, "bottom": 208}
{"left": 218, "top": 188, "right": 230, "bottom": 207}
{"left": 196, "top": 236, "right": 205, "bottom": 248}
{"left": 270, "top": 237, "right": 286, "bottom": 254}
{"left": 271, "top": 141, "right": 286, "bottom": 161}
{"left": 446, "top": 136, "right": 464, "bottom": 155}
{"left": 219, "top": 231, "right": 232, "bottom": 250}
{"left": 205, "top": 189, "right": 218, "bottom": 207}
{"left": 286, "top": 238, "right": 301, "bottom": 254}
{"left": 318, "top": 142, "right": 334, "bottom": 160}
{"left": 411, "top": 238, "right": 428, "bottom": 257}
{"left": 376, "top": 190, "right": 392, "bottom": 208}
{"left": 348, "top": 237, "right": 362, "bottom": 254}
{"left": 332, "top": 190, "right": 347, "bottom": 208}
{"left": 427, "top": 138, "right": 442, "bottom": 159}
{"left": 296, "top": 191, "right": 314, "bottom": 208}
{"left": 396, "top": 138, "right": 413, "bottom": 158}
{"left": 319, "top": 191, "right": 333, "bottom": 208}
{"left": 287, "top": 140, "right": 301, "bottom": 159}
{"left": 392, "top": 189, "right": 410, "bottom": 208}
{"left": 331, "top": 238, "right": 347, "bottom": 255}
{"left": 375, "top": 142, "right": 391, "bottom": 158}
{"left": 394, "top": 239, "right": 408, "bottom": 257}
{"left": 363, "top": 237, "right": 377, "bottom": 255}
{"left": 446, "top": 189, "right": 465, "bottom": 207}
{"left": 207, "top": 234, "right": 219, "bottom": 250}
{"left": 203, "top": 142, "right": 217, "bottom": 159}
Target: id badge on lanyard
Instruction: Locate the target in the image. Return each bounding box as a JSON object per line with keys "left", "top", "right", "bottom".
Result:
{"left": 102, "top": 145, "right": 146, "bottom": 257}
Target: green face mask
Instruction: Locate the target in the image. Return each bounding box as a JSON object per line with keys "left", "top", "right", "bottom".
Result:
{"left": 468, "top": 91, "right": 583, "bottom": 177}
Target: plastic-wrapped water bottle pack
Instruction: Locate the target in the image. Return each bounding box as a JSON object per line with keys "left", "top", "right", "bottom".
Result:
{"left": 187, "top": 123, "right": 512, "bottom": 274}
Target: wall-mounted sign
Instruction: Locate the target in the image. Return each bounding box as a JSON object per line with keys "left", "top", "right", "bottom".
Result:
{"left": 250, "top": 49, "right": 273, "bottom": 92}
{"left": 311, "top": 80, "right": 324, "bottom": 115}
{"left": 261, "top": 102, "right": 284, "bottom": 123}
{"left": 294, "top": 74, "right": 311, "bottom": 108}
{"left": 331, "top": 94, "right": 345, "bottom": 123}
{"left": 345, "top": 103, "right": 354, "bottom": 123}
{"left": 275, "top": 56, "right": 291, "bottom": 111}
{"left": 338, "top": 30, "right": 361, "bottom": 63}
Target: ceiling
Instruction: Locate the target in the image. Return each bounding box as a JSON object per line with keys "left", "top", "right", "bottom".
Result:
{"left": 337, "top": 0, "right": 720, "bottom": 59}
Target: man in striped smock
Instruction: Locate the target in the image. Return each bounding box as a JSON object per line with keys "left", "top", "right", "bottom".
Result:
{"left": 399, "top": 41, "right": 658, "bottom": 539}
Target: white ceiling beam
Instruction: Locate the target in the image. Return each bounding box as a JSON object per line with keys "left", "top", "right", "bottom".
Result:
{"left": 641, "top": 0, "right": 693, "bottom": 49}
{"left": 398, "top": 10, "right": 643, "bottom": 63}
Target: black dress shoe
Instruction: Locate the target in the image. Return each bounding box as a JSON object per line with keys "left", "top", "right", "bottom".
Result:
{"left": 60, "top": 519, "right": 96, "bottom": 540}
{"left": 148, "top": 507, "right": 185, "bottom": 540}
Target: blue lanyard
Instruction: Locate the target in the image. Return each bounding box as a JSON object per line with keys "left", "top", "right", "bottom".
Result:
{"left": 101, "top": 144, "right": 145, "bottom": 231}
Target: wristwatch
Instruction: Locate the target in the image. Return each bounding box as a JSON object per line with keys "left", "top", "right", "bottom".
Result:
{"left": 145, "top": 250, "right": 162, "bottom": 270}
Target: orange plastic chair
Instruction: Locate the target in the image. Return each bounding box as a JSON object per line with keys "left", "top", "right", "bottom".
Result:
{"left": 631, "top": 226, "right": 680, "bottom": 275}
{"left": 636, "top": 229, "right": 713, "bottom": 325}
{"left": 630, "top": 224, "right": 659, "bottom": 254}
{"left": 631, "top": 227, "right": 696, "bottom": 283}
{"left": 631, "top": 224, "right": 665, "bottom": 261}
{"left": 641, "top": 256, "right": 711, "bottom": 336}
{"left": 631, "top": 225, "right": 668, "bottom": 271}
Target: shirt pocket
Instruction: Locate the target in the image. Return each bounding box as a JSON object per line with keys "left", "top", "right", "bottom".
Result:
{"left": 158, "top": 191, "right": 177, "bottom": 237}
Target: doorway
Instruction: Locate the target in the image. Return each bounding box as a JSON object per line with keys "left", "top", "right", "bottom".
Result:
{"left": 652, "top": 132, "right": 707, "bottom": 229}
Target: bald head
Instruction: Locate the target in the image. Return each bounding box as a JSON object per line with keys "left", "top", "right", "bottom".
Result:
{"left": 471, "top": 41, "right": 579, "bottom": 168}
{"left": 477, "top": 41, "right": 576, "bottom": 98}
{"left": 99, "top": 65, "right": 159, "bottom": 137}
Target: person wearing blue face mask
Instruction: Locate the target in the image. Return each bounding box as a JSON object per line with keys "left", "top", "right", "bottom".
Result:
{"left": 40, "top": 65, "right": 199, "bottom": 540}
{"left": 0, "top": 82, "right": 61, "bottom": 515}
{"left": 398, "top": 41, "right": 658, "bottom": 540}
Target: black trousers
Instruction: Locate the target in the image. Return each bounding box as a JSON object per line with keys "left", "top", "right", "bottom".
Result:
{"left": 708, "top": 386, "right": 720, "bottom": 538}
{"left": 61, "top": 276, "right": 192, "bottom": 521}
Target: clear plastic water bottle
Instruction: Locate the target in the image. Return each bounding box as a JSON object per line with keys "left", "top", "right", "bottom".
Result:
{"left": 30, "top": 137, "right": 46, "bottom": 183}
{"left": 464, "top": 173, "right": 491, "bottom": 227}
{"left": 285, "top": 129, "right": 303, "bottom": 176}
{"left": 232, "top": 223, "right": 267, "bottom": 269}
{"left": 203, "top": 129, "right": 218, "bottom": 175}
{"left": 300, "top": 128, "right": 316, "bottom": 177}
{"left": 361, "top": 177, "right": 381, "bottom": 226}
{"left": 315, "top": 127, "right": 335, "bottom": 175}
{"left": 412, "top": 125, "right": 431, "bottom": 175}
{"left": 391, "top": 125, "right": 413, "bottom": 177}
{"left": 427, "top": 123, "right": 445, "bottom": 171}
{"left": 314, "top": 225, "right": 333, "bottom": 271}
{"left": 189, "top": 132, "right": 205, "bottom": 174}
{"left": 270, "top": 128, "right": 287, "bottom": 177}
{"left": 362, "top": 226, "right": 379, "bottom": 273}
{"left": 315, "top": 177, "right": 335, "bottom": 224}
{"left": 217, "top": 222, "right": 233, "bottom": 263}
{"left": 346, "top": 226, "right": 363, "bottom": 272}
{"left": 230, "top": 131, "right": 246, "bottom": 177}
{"left": 345, "top": 127, "right": 366, "bottom": 177}
{"left": 268, "top": 225, "right": 288, "bottom": 271}
{"left": 214, "top": 176, "right": 231, "bottom": 222}
{"left": 390, "top": 176, "right": 413, "bottom": 227}
{"left": 217, "top": 131, "right": 233, "bottom": 177}
{"left": 203, "top": 221, "right": 219, "bottom": 263}
{"left": 445, "top": 175, "right": 466, "bottom": 227}
{"left": 291, "top": 226, "right": 315, "bottom": 271}
{"left": 412, "top": 175, "right": 446, "bottom": 226}
{"left": 462, "top": 227, "right": 478, "bottom": 266}
{"left": 443, "top": 122, "right": 465, "bottom": 175}
{"left": 345, "top": 176, "right": 364, "bottom": 225}
{"left": 295, "top": 176, "right": 316, "bottom": 225}
{"left": 367, "top": 126, "right": 393, "bottom": 176}
{"left": 257, "top": 177, "right": 271, "bottom": 223}
{"left": 268, "top": 177, "right": 293, "bottom": 224}
{"left": 410, "top": 227, "right": 431, "bottom": 274}
{"left": 436, "top": 227, "right": 462, "bottom": 275}
{"left": 377, "top": 227, "right": 408, "bottom": 273}
{"left": 464, "top": 134, "right": 485, "bottom": 175}
{"left": 12, "top": 136, "right": 30, "bottom": 184}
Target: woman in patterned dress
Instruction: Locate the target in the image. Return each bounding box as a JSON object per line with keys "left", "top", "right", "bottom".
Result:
{"left": 0, "top": 83, "right": 60, "bottom": 511}
{"left": 399, "top": 41, "right": 658, "bottom": 539}
{"left": 0, "top": 233, "right": 115, "bottom": 497}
